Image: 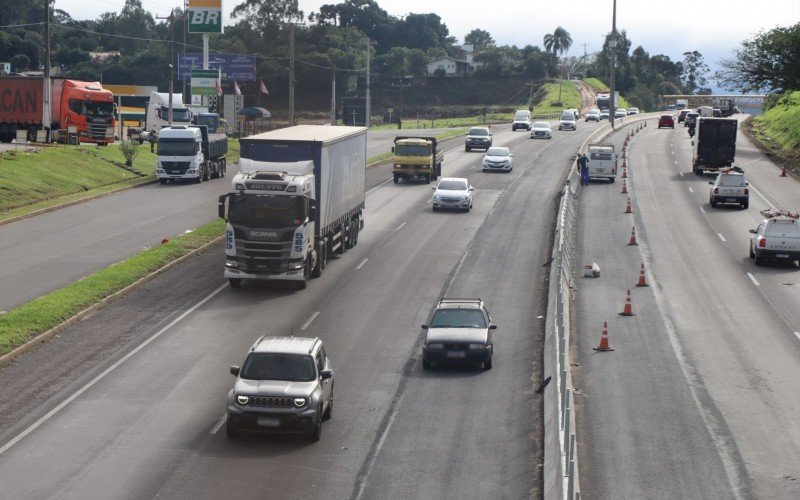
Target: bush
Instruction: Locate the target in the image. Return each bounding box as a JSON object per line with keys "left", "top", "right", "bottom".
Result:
{"left": 119, "top": 140, "right": 140, "bottom": 167}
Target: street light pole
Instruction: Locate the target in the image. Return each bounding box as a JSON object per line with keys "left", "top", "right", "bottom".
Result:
{"left": 365, "top": 39, "right": 373, "bottom": 128}
{"left": 289, "top": 24, "right": 295, "bottom": 127}
{"left": 609, "top": 0, "right": 617, "bottom": 129}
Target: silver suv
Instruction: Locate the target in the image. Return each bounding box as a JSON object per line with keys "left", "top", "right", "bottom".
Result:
{"left": 465, "top": 127, "right": 492, "bottom": 152}
{"left": 422, "top": 298, "right": 496, "bottom": 370}
{"left": 227, "top": 336, "right": 334, "bottom": 441}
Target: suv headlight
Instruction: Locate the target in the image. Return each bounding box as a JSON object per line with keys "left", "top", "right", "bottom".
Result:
{"left": 468, "top": 343, "right": 487, "bottom": 350}
{"left": 426, "top": 343, "right": 444, "bottom": 349}
{"left": 293, "top": 397, "right": 307, "bottom": 408}
{"left": 237, "top": 395, "right": 249, "bottom": 405}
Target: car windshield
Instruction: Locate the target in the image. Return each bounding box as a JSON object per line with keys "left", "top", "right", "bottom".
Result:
{"left": 486, "top": 147, "right": 509, "bottom": 157}
{"left": 718, "top": 175, "right": 746, "bottom": 187}
{"left": 430, "top": 309, "right": 487, "bottom": 328}
{"left": 469, "top": 128, "right": 489, "bottom": 136}
{"left": 240, "top": 353, "right": 316, "bottom": 382}
{"left": 228, "top": 194, "right": 307, "bottom": 228}
{"left": 533, "top": 122, "right": 549, "bottom": 128}
{"left": 157, "top": 138, "right": 195, "bottom": 156}
{"left": 437, "top": 180, "right": 467, "bottom": 191}
{"left": 561, "top": 113, "right": 575, "bottom": 120}
{"left": 591, "top": 152, "right": 613, "bottom": 160}
{"left": 395, "top": 144, "right": 430, "bottom": 156}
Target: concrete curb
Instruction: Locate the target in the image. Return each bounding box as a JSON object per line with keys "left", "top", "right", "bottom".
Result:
{"left": 0, "top": 235, "right": 224, "bottom": 366}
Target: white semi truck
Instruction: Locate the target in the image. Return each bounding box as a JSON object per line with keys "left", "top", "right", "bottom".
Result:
{"left": 156, "top": 125, "right": 228, "bottom": 183}
{"left": 140, "top": 92, "right": 193, "bottom": 142}
{"left": 218, "top": 125, "right": 367, "bottom": 289}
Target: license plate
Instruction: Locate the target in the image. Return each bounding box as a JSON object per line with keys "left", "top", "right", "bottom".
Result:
{"left": 257, "top": 416, "right": 280, "bottom": 427}
{"left": 170, "top": 171, "right": 179, "bottom": 174}
{"left": 446, "top": 351, "right": 466, "bottom": 359}
{"left": 726, "top": 198, "right": 737, "bottom": 202}
{"left": 776, "top": 253, "right": 789, "bottom": 258}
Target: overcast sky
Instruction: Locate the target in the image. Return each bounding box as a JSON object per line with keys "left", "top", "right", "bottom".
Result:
{"left": 56, "top": 0, "right": 800, "bottom": 72}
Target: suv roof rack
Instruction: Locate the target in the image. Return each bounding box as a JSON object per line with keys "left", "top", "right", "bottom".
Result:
{"left": 760, "top": 209, "right": 799, "bottom": 220}
{"left": 438, "top": 298, "right": 482, "bottom": 306}
{"left": 719, "top": 166, "right": 744, "bottom": 174}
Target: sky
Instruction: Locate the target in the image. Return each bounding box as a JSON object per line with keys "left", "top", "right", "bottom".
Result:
{"left": 55, "top": 0, "right": 800, "bottom": 77}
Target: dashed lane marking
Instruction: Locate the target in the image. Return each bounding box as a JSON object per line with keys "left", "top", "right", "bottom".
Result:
{"left": 210, "top": 414, "right": 227, "bottom": 435}
{"left": 396, "top": 221, "right": 407, "bottom": 231}
{"left": 747, "top": 273, "right": 760, "bottom": 286}
{"left": 300, "top": 311, "right": 320, "bottom": 331}
{"left": 794, "top": 332, "right": 800, "bottom": 342}
{"left": 699, "top": 206, "right": 706, "bottom": 214}
{"left": 688, "top": 187, "right": 694, "bottom": 193}
{"left": 717, "top": 232, "right": 726, "bottom": 242}
{"left": 356, "top": 258, "right": 369, "bottom": 270}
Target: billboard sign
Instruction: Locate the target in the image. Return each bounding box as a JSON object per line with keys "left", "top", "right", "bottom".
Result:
{"left": 188, "top": 0, "right": 223, "bottom": 34}
{"left": 178, "top": 53, "right": 256, "bottom": 82}
{"left": 191, "top": 69, "right": 219, "bottom": 96}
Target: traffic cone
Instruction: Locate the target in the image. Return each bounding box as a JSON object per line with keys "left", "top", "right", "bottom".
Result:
{"left": 622, "top": 157, "right": 628, "bottom": 169}
{"left": 620, "top": 179, "right": 628, "bottom": 194}
{"left": 624, "top": 197, "right": 634, "bottom": 213}
{"left": 619, "top": 289, "right": 636, "bottom": 316}
{"left": 635, "top": 263, "right": 649, "bottom": 287}
{"left": 644, "top": 121, "right": 647, "bottom": 127}
{"left": 161, "top": 238, "right": 169, "bottom": 245}
{"left": 593, "top": 321, "right": 615, "bottom": 351}
{"left": 781, "top": 165, "right": 787, "bottom": 177}
{"left": 628, "top": 226, "right": 638, "bottom": 245}
{"left": 621, "top": 167, "right": 628, "bottom": 178}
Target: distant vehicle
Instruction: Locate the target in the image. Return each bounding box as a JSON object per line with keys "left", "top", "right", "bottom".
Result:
{"left": 464, "top": 127, "right": 492, "bottom": 151}
{"left": 0, "top": 76, "right": 115, "bottom": 144}
{"left": 431, "top": 177, "right": 474, "bottom": 212}
{"left": 614, "top": 108, "right": 627, "bottom": 118}
{"left": 599, "top": 109, "right": 610, "bottom": 120}
{"left": 667, "top": 104, "right": 677, "bottom": 111}
{"left": 693, "top": 118, "right": 737, "bottom": 175}
{"left": 392, "top": 136, "right": 443, "bottom": 184}
{"left": 596, "top": 91, "right": 618, "bottom": 109}
{"left": 226, "top": 336, "right": 334, "bottom": 441}
{"left": 482, "top": 146, "right": 513, "bottom": 172}
{"left": 530, "top": 121, "right": 552, "bottom": 139}
{"left": 559, "top": 110, "right": 577, "bottom": 131}
{"left": 587, "top": 143, "right": 618, "bottom": 183}
{"left": 678, "top": 109, "right": 691, "bottom": 123}
{"left": 627, "top": 107, "right": 640, "bottom": 115}
{"left": 714, "top": 98, "right": 737, "bottom": 117}
{"left": 698, "top": 106, "right": 714, "bottom": 117}
{"left": 709, "top": 167, "right": 748, "bottom": 209}
{"left": 685, "top": 112, "right": 699, "bottom": 127}
{"left": 749, "top": 209, "right": 800, "bottom": 266}
{"left": 193, "top": 111, "right": 222, "bottom": 133}
{"left": 585, "top": 109, "right": 601, "bottom": 122}
{"left": 156, "top": 125, "right": 227, "bottom": 184}
{"left": 142, "top": 92, "right": 193, "bottom": 142}
{"left": 421, "top": 298, "right": 496, "bottom": 370}
{"left": 712, "top": 108, "right": 722, "bottom": 117}
{"left": 675, "top": 99, "right": 688, "bottom": 110}
{"left": 511, "top": 110, "right": 532, "bottom": 131}
{"left": 569, "top": 108, "right": 581, "bottom": 120}
{"left": 658, "top": 114, "right": 675, "bottom": 128}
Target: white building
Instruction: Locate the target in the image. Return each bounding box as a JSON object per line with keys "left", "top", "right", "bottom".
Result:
{"left": 0, "top": 62, "right": 10, "bottom": 75}
{"left": 426, "top": 45, "right": 478, "bottom": 77}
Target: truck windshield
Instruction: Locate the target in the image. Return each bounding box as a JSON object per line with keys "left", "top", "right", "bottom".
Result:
{"left": 160, "top": 106, "right": 192, "bottom": 122}
{"left": 158, "top": 139, "right": 196, "bottom": 156}
{"left": 395, "top": 144, "right": 430, "bottom": 156}
{"left": 229, "top": 194, "right": 307, "bottom": 229}
{"left": 240, "top": 353, "right": 316, "bottom": 382}
{"left": 68, "top": 100, "right": 114, "bottom": 117}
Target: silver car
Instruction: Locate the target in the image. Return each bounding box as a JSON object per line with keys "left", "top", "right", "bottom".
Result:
{"left": 483, "top": 147, "right": 513, "bottom": 172}
{"left": 422, "top": 298, "right": 496, "bottom": 370}
{"left": 530, "top": 121, "right": 552, "bottom": 139}
{"left": 432, "top": 177, "right": 474, "bottom": 212}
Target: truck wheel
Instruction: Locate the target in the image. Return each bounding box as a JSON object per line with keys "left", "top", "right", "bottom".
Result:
{"left": 203, "top": 166, "right": 210, "bottom": 182}
{"left": 211, "top": 163, "right": 219, "bottom": 179}
{"left": 425, "top": 174, "right": 431, "bottom": 184}
{"left": 159, "top": 179, "right": 167, "bottom": 185}
{"left": 220, "top": 159, "right": 226, "bottom": 178}
{"left": 393, "top": 173, "right": 399, "bottom": 184}
{"left": 228, "top": 278, "right": 242, "bottom": 288}
{"left": 195, "top": 173, "right": 203, "bottom": 184}
{"left": 312, "top": 247, "right": 323, "bottom": 278}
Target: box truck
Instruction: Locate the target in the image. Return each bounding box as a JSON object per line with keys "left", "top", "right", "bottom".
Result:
{"left": 693, "top": 118, "right": 738, "bottom": 175}
{"left": 0, "top": 76, "right": 115, "bottom": 144}
{"left": 156, "top": 125, "right": 227, "bottom": 183}
{"left": 218, "top": 125, "right": 367, "bottom": 289}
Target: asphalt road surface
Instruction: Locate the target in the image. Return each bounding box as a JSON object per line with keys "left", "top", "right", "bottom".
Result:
{"left": 573, "top": 117, "right": 800, "bottom": 499}
{"left": 0, "top": 120, "right": 604, "bottom": 498}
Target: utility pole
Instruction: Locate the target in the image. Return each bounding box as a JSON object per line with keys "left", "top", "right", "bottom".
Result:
{"left": 289, "top": 24, "right": 296, "bottom": 126}
{"left": 528, "top": 82, "right": 534, "bottom": 111}
{"left": 43, "top": 0, "right": 51, "bottom": 141}
{"left": 365, "top": 39, "right": 373, "bottom": 128}
{"left": 610, "top": 0, "right": 618, "bottom": 129}
{"left": 330, "top": 70, "right": 336, "bottom": 125}
{"left": 183, "top": 0, "right": 188, "bottom": 97}
{"left": 391, "top": 78, "right": 410, "bottom": 127}
{"left": 157, "top": 10, "right": 176, "bottom": 125}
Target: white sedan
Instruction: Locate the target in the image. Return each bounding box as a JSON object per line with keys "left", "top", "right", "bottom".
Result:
{"left": 614, "top": 108, "right": 627, "bottom": 118}
{"left": 432, "top": 177, "right": 474, "bottom": 212}
{"left": 530, "top": 121, "right": 552, "bottom": 139}
{"left": 482, "top": 147, "right": 514, "bottom": 172}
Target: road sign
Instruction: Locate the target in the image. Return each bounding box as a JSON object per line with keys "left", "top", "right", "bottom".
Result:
{"left": 191, "top": 69, "right": 219, "bottom": 96}
{"left": 178, "top": 53, "right": 256, "bottom": 81}
{"left": 188, "top": 0, "right": 223, "bottom": 34}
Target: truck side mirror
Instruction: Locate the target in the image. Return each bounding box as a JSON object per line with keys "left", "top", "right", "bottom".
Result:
{"left": 218, "top": 195, "right": 227, "bottom": 220}
{"left": 309, "top": 200, "right": 317, "bottom": 219}
{"left": 391, "top": 146, "right": 394, "bottom": 153}
{"left": 230, "top": 366, "right": 240, "bottom": 376}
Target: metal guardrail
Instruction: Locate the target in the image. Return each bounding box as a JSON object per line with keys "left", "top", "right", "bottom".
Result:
{"left": 543, "top": 113, "right": 656, "bottom": 499}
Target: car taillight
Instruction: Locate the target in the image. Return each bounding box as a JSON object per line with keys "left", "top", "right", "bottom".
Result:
{"left": 744, "top": 188, "right": 749, "bottom": 195}
{"left": 759, "top": 237, "right": 766, "bottom": 248}
{"left": 713, "top": 187, "right": 719, "bottom": 194}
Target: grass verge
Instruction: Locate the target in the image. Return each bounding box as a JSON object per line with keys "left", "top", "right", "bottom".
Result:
{"left": 0, "top": 219, "right": 225, "bottom": 356}
{"left": 748, "top": 91, "right": 800, "bottom": 164}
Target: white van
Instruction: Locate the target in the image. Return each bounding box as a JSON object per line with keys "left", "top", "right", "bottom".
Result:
{"left": 559, "top": 110, "right": 577, "bottom": 131}
{"left": 586, "top": 143, "right": 617, "bottom": 182}
{"left": 512, "top": 110, "right": 532, "bottom": 131}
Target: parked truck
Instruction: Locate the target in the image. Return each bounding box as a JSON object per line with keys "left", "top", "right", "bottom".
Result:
{"left": 693, "top": 117, "right": 738, "bottom": 175}
{"left": 392, "top": 136, "right": 443, "bottom": 184}
{"left": 0, "top": 76, "right": 115, "bottom": 144}
{"left": 218, "top": 125, "right": 367, "bottom": 289}
{"left": 156, "top": 125, "right": 227, "bottom": 183}
{"left": 586, "top": 142, "right": 618, "bottom": 182}
{"left": 140, "top": 92, "right": 192, "bottom": 142}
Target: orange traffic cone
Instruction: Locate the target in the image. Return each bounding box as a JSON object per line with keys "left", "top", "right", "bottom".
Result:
{"left": 621, "top": 167, "right": 628, "bottom": 178}
{"left": 622, "top": 157, "right": 628, "bottom": 168}
{"left": 593, "top": 321, "right": 615, "bottom": 351}
{"left": 636, "top": 263, "right": 649, "bottom": 287}
{"left": 624, "top": 197, "right": 634, "bottom": 214}
{"left": 628, "top": 226, "right": 638, "bottom": 245}
{"left": 161, "top": 238, "right": 169, "bottom": 245}
{"left": 619, "top": 289, "right": 636, "bottom": 316}
{"left": 621, "top": 179, "right": 629, "bottom": 194}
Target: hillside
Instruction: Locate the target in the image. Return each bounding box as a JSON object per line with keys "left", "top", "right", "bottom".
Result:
{"left": 746, "top": 91, "right": 800, "bottom": 174}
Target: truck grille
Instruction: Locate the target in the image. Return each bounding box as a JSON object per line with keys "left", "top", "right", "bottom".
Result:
{"left": 236, "top": 240, "right": 292, "bottom": 273}
{"left": 88, "top": 122, "right": 109, "bottom": 139}
{"left": 246, "top": 395, "right": 293, "bottom": 408}
{"left": 161, "top": 161, "right": 191, "bottom": 173}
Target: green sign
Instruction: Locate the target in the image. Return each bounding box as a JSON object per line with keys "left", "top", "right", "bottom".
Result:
{"left": 188, "top": 0, "right": 223, "bottom": 34}
{"left": 191, "top": 69, "right": 219, "bottom": 96}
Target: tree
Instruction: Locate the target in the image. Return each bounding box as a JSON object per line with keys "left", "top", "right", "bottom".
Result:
{"left": 9, "top": 54, "right": 29, "bottom": 72}
{"left": 716, "top": 22, "right": 800, "bottom": 93}
{"left": 230, "top": 0, "right": 303, "bottom": 36}
{"left": 681, "top": 50, "right": 709, "bottom": 95}
{"left": 464, "top": 29, "right": 495, "bottom": 50}
{"left": 543, "top": 27, "right": 572, "bottom": 58}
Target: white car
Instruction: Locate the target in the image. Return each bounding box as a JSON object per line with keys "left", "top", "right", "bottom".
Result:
{"left": 432, "top": 177, "right": 474, "bottom": 212}
{"left": 599, "top": 109, "right": 610, "bottom": 120}
{"left": 530, "top": 121, "right": 552, "bottom": 139}
{"left": 585, "top": 109, "right": 601, "bottom": 122}
{"left": 483, "top": 147, "right": 513, "bottom": 172}
{"left": 709, "top": 168, "right": 749, "bottom": 209}
{"left": 749, "top": 209, "right": 800, "bottom": 266}
{"left": 614, "top": 108, "right": 627, "bottom": 118}
{"left": 627, "top": 107, "right": 640, "bottom": 115}
{"left": 559, "top": 110, "right": 577, "bottom": 131}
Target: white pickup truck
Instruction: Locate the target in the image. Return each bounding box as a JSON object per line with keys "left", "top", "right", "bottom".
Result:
{"left": 749, "top": 209, "right": 800, "bottom": 266}
{"left": 587, "top": 143, "right": 617, "bottom": 183}
{"left": 709, "top": 167, "right": 749, "bottom": 209}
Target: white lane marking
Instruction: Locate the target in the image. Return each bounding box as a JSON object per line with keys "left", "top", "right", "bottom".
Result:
{"left": 679, "top": 172, "right": 684, "bottom": 177}
{"left": 356, "top": 258, "right": 369, "bottom": 270}
{"left": 396, "top": 221, "right": 407, "bottom": 231}
{"left": 688, "top": 187, "right": 694, "bottom": 193}
{"left": 0, "top": 283, "right": 228, "bottom": 457}
{"left": 794, "top": 332, "right": 800, "bottom": 342}
{"left": 366, "top": 177, "right": 393, "bottom": 196}
{"left": 674, "top": 160, "right": 678, "bottom": 165}
{"left": 210, "top": 414, "right": 227, "bottom": 435}
{"left": 747, "top": 273, "right": 760, "bottom": 286}
{"left": 300, "top": 311, "right": 320, "bottom": 331}
{"left": 748, "top": 184, "right": 777, "bottom": 209}
{"left": 699, "top": 206, "right": 706, "bottom": 214}
{"left": 717, "top": 232, "right": 726, "bottom": 242}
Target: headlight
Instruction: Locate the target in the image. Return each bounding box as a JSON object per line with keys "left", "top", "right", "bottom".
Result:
{"left": 293, "top": 397, "right": 307, "bottom": 407}
{"left": 290, "top": 262, "right": 304, "bottom": 270}
{"left": 433, "top": 194, "right": 441, "bottom": 200}
{"left": 188, "top": 169, "right": 196, "bottom": 173}
{"left": 426, "top": 343, "right": 444, "bottom": 349}
{"left": 236, "top": 395, "right": 249, "bottom": 405}
{"left": 468, "top": 344, "right": 487, "bottom": 350}
{"left": 225, "top": 259, "right": 238, "bottom": 269}
{"left": 235, "top": 183, "right": 246, "bottom": 190}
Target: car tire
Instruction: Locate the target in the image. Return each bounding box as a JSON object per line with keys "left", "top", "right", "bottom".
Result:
{"left": 308, "top": 407, "right": 322, "bottom": 442}
{"left": 710, "top": 198, "right": 717, "bottom": 208}
{"left": 483, "top": 169, "right": 488, "bottom": 172}
{"left": 322, "top": 385, "right": 333, "bottom": 421}
{"left": 425, "top": 174, "right": 431, "bottom": 184}
{"left": 484, "top": 358, "right": 492, "bottom": 370}
{"left": 742, "top": 201, "right": 749, "bottom": 209}
{"left": 754, "top": 251, "right": 763, "bottom": 266}
{"left": 465, "top": 146, "right": 470, "bottom": 152}
{"left": 432, "top": 206, "right": 438, "bottom": 212}
{"left": 749, "top": 244, "right": 755, "bottom": 259}
{"left": 159, "top": 179, "right": 167, "bottom": 184}
{"left": 228, "top": 278, "right": 241, "bottom": 288}
{"left": 225, "top": 418, "right": 239, "bottom": 438}
{"left": 422, "top": 358, "right": 431, "bottom": 369}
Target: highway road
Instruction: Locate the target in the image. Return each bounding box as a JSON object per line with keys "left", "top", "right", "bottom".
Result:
{"left": 573, "top": 117, "right": 800, "bottom": 498}
{"left": 0, "top": 127, "right": 454, "bottom": 313}
{"left": 0, "top": 120, "right": 604, "bottom": 497}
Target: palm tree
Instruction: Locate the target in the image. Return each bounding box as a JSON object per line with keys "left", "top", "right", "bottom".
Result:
{"left": 543, "top": 27, "right": 573, "bottom": 58}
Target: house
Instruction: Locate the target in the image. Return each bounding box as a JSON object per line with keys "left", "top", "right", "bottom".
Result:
{"left": 0, "top": 62, "right": 10, "bottom": 75}
{"left": 426, "top": 44, "right": 478, "bottom": 77}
